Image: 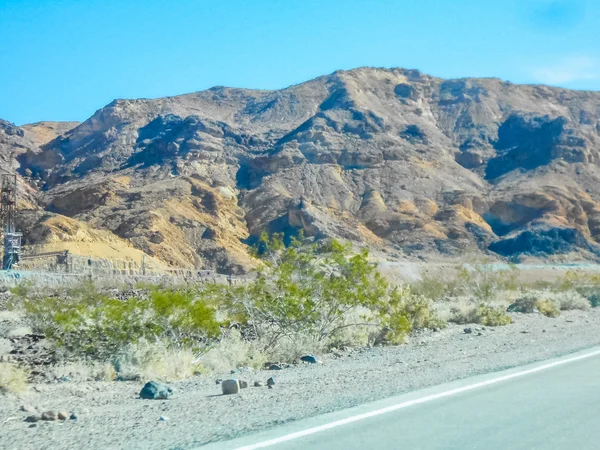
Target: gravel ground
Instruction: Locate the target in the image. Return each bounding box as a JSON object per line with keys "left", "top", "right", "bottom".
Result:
{"left": 2, "top": 309, "right": 600, "bottom": 450}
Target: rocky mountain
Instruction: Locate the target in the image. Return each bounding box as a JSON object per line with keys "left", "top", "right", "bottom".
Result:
{"left": 4, "top": 67, "right": 600, "bottom": 273}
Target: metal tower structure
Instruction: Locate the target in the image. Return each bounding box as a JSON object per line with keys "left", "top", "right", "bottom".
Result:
{"left": 0, "top": 173, "right": 22, "bottom": 270}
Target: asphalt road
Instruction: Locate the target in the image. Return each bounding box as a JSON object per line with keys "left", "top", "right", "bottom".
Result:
{"left": 206, "top": 347, "right": 600, "bottom": 450}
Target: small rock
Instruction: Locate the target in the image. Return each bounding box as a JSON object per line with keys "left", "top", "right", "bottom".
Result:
{"left": 542, "top": 329, "right": 546, "bottom": 333}
{"left": 230, "top": 369, "right": 237, "bottom": 374}
{"left": 267, "top": 377, "right": 275, "bottom": 388}
{"left": 215, "top": 378, "right": 223, "bottom": 385}
{"left": 57, "top": 411, "right": 69, "bottom": 421}
{"left": 28, "top": 424, "right": 37, "bottom": 428}
{"left": 41, "top": 411, "right": 56, "bottom": 421}
{"left": 253, "top": 381, "right": 263, "bottom": 387}
{"left": 139, "top": 381, "right": 173, "bottom": 400}
{"left": 158, "top": 416, "right": 169, "bottom": 421}
{"left": 239, "top": 380, "right": 248, "bottom": 389}
{"left": 24, "top": 415, "right": 40, "bottom": 423}
{"left": 69, "top": 413, "right": 78, "bottom": 420}
{"left": 20, "top": 404, "right": 38, "bottom": 414}
{"left": 221, "top": 379, "right": 240, "bottom": 395}
{"left": 463, "top": 328, "right": 472, "bottom": 334}
{"left": 268, "top": 364, "right": 282, "bottom": 371}
{"left": 477, "top": 332, "right": 483, "bottom": 336}
{"left": 300, "top": 355, "right": 318, "bottom": 364}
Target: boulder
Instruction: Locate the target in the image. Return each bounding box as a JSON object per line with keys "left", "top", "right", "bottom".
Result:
{"left": 41, "top": 410, "right": 56, "bottom": 421}
{"left": 139, "top": 381, "right": 173, "bottom": 400}
{"left": 221, "top": 379, "right": 240, "bottom": 395}
{"left": 300, "top": 355, "right": 318, "bottom": 364}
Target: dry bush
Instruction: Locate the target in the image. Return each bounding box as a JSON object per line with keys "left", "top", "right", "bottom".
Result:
{"left": 507, "top": 294, "right": 561, "bottom": 318}
{"left": 0, "top": 363, "right": 28, "bottom": 394}
{"left": 49, "top": 361, "right": 117, "bottom": 381}
{"left": 114, "top": 341, "right": 201, "bottom": 382}
{"left": 536, "top": 299, "right": 561, "bottom": 318}
{"left": 448, "top": 302, "right": 512, "bottom": 326}
{"left": 550, "top": 291, "right": 591, "bottom": 311}
{"left": 268, "top": 332, "right": 326, "bottom": 363}
{"left": 197, "top": 329, "right": 267, "bottom": 374}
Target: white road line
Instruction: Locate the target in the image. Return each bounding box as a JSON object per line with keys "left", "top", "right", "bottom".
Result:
{"left": 235, "top": 348, "right": 600, "bottom": 449}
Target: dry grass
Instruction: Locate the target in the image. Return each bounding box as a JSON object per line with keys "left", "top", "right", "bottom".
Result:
{"left": 197, "top": 330, "right": 267, "bottom": 373}
{"left": 550, "top": 291, "right": 591, "bottom": 311}
{"left": 439, "top": 297, "right": 512, "bottom": 327}
{"left": 49, "top": 362, "right": 117, "bottom": 382}
{"left": 115, "top": 341, "right": 201, "bottom": 382}
{"left": 0, "top": 363, "right": 28, "bottom": 394}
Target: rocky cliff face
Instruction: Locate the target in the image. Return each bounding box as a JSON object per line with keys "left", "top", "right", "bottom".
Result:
{"left": 5, "top": 67, "right": 600, "bottom": 272}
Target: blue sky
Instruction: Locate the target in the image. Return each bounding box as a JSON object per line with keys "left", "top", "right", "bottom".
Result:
{"left": 1, "top": 0, "right": 599, "bottom": 125}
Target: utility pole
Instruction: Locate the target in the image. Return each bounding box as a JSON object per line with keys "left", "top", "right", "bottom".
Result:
{"left": 0, "top": 173, "right": 22, "bottom": 270}
{"left": 0, "top": 153, "right": 22, "bottom": 270}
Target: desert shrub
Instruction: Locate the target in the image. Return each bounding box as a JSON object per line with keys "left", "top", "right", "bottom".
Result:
{"left": 22, "top": 284, "right": 220, "bottom": 359}
{"left": 548, "top": 291, "right": 590, "bottom": 311}
{"left": 507, "top": 296, "right": 538, "bottom": 313}
{"left": 450, "top": 303, "right": 512, "bottom": 326}
{"left": 49, "top": 361, "right": 117, "bottom": 382}
{"left": 411, "top": 275, "right": 460, "bottom": 301}
{"left": 507, "top": 294, "right": 561, "bottom": 318}
{"left": 196, "top": 329, "right": 267, "bottom": 373}
{"left": 536, "top": 299, "right": 561, "bottom": 318}
{"left": 478, "top": 304, "right": 512, "bottom": 326}
{"left": 114, "top": 340, "right": 201, "bottom": 381}
{"left": 231, "top": 238, "right": 446, "bottom": 349}
{"left": 233, "top": 239, "right": 389, "bottom": 344}
{"left": 9, "top": 280, "right": 34, "bottom": 299}
{"left": 457, "top": 262, "right": 519, "bottom": 302}
{"left": 0, "top": 363, "right": 28, "bottom": 394}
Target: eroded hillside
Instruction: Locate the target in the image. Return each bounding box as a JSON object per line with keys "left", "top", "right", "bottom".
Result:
{"left": 4, "top": 67, "right": 600, "bottom": 272}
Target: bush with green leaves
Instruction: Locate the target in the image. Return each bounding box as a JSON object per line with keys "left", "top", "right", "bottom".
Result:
{"left": 23, "top": 281, "right": 220, "bottom": 359}
{"left": 18, "top": 235, "right": 447, "bottom": 365}
{"left": 229, "top": 236, "right": 444, "bottom": 348}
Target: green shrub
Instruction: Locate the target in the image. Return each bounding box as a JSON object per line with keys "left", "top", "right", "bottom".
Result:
{"left": 536, "top": 299, "right": 560, "bottom": 318}
{"left": 9, "top": 281, "right": 34, "bottom": 300}
{"left": 478, "top": 304, "right": 512, "bottom": 326}
{"left": 23, "top": 285, "right": 220, "bottom": 359}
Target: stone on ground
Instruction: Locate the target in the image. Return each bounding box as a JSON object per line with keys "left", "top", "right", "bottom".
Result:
{"left": 221, "top": 379, "right": 240, "bottom": 395}
{"left": 41, "top": 411, "right": 56, "bottom": 421}
{"left": 139, "top": 381, "right": 173, "bottom": 400}
{"left": 300, "top": 355, "right": 318, "bottom": 364}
